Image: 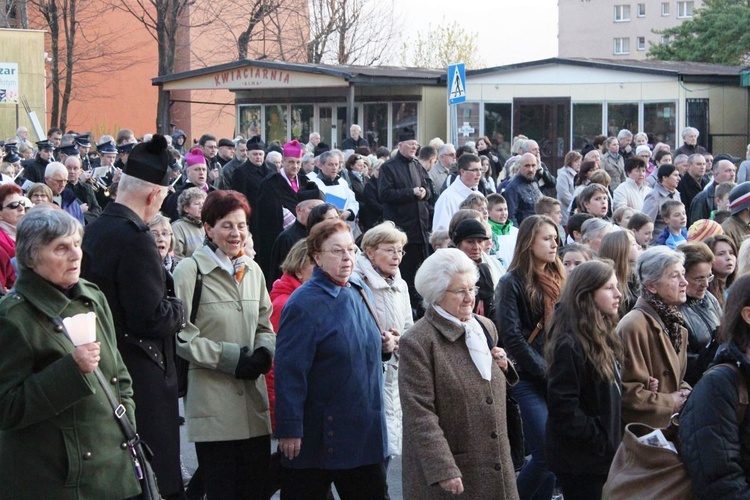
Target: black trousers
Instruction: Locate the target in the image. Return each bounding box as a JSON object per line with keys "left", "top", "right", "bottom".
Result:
{"left": 280, "top": 463, "right": 388, "bottom": 500}
{"left": 194, "top": 435, "right": 271, "bottom": 500}
{"left": 399, "top": 242, "right": 431, "bottom": 318}
{"left": 557, "top": 472, "right": 608, "bottom": 500}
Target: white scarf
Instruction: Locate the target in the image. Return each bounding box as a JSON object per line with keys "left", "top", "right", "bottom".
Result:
{"left": 434, "top": 305, "right": 493, "bottom": 381}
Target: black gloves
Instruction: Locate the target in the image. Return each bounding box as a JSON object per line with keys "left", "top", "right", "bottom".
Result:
{"left": 235, "top": 346, "right": 272, "bottom": 380}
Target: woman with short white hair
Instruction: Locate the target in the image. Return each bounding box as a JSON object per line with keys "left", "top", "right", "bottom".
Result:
{"left": 618, "top": 246, "right": 692, "bottom": 428}
{"left": 399, "top": 248, "right": 519, "bottom": 499}
{"left": 581, "top": 217, "right": 614, "bottom": 255}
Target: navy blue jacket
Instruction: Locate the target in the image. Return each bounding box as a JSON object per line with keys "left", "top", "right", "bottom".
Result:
{"left": 503, "top": 175, "right": 541, "bottom": 226}
{"left": 274, "top": 267, "right": 388, "bottom": 469}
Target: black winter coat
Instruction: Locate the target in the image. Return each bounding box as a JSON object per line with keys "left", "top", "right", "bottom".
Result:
{"left": 546, "top": 333, "right": 621, "bottom": 476}
{"left": 680, "top": 343, "right": 750, "bottom": 499}
{"left": 21, "top": 155, "right": 49, "bottom": 184}
{"left": 494, "top": 270, "right": 547, "bottom": 383}
{"left": 378, "top": 152, "right": 432, "bottom": 245}
{"left": 81, "top": 202, "right": 186, "bottom": 495}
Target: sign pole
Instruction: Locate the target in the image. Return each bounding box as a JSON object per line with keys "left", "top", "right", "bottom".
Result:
{"left": 447, "top": 62, "right": 467, "bottom": 146}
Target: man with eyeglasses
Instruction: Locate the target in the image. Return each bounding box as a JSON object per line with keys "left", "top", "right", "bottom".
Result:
{"left": 432, "top": 153, "right": 483, "bottom": 231}
{"left": 162, "top": 147, "right": 216, "bottom": 221}
{"left": 379, "top": 127, "right": 433, "bottom": 317}
{"left": 429, "top": 144, "right": 455, "bottom": 195}
{"left": 45, "top": 161, "right": 85, "bottom": 224}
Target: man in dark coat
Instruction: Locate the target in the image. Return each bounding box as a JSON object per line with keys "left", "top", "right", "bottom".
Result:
{"left": 378, "top": 127, "right": 432, "bottom": 314}
{"left": 21, "top": 139, "right": 54, "bottom": 183}
{"left": 231, "top": 136, "right": 268, "bottom": 224}
{"left": 267, "top": 198, "right": 323, "bottom": 285}
{"left": 162, "top": 147, "right": 215, "bottom": 221}
{"left": 504, "top": 153, "right": 543, "bottom": 226}
{"left": 255, "top": 140, "right": 321, "bottom": 287}
{"left": 340, "top": 124, "right": 369, "bottom": 150}
{"left": 81, "top": 135, "right": 186, "bottom": 498}
{"left": 64, "top": 155, "right": 101, "bottom": 224}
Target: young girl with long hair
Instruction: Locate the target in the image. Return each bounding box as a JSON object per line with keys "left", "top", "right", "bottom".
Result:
{"left": 705, "top": 234, "right": 738, "bottom": 309}
{"left": 495, "top": 215, "right": 566, "bottom": 500}
{"left": 545, "top": 260, "right": 623, "bottom": 500}
{"left": 599, "top": 229, "right": 641, "bottom": 315}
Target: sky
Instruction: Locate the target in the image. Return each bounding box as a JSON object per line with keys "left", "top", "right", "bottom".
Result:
{"left": 398, "top": 0, "right": 559, "bottom": 68}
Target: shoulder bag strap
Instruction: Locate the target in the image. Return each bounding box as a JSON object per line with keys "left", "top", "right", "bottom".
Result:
{"left": 351, "top": 281, "right": 384, "bottom": 333}
{"left": 527, "top": 321, "right": 544, "bottom": 345}
{"left": 189, "top": 257, "right": 203, "bottom": 325}
{"left": 49, "top": 316, "right": 139, "bottom": 443}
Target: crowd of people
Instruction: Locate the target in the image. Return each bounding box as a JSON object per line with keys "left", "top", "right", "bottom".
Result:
{"left": 0, "top": 122, "right": 749, "bottom": 500}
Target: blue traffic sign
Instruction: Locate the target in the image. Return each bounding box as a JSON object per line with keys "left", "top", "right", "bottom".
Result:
{"left": 447, "top": 63, "right": 466, "bottom": 105}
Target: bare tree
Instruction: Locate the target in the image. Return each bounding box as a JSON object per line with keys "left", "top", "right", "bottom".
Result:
{"left": 307, "top": 0, "right": 401, "bottom": 65}
{"left": 401, "top": 20, "right": 484, "bottom": 70}
{"left": 114, "top": 0, "right": 207, "bottom": 132}
{"left": 1, "top": 0, "right": 28, "bottom": 28}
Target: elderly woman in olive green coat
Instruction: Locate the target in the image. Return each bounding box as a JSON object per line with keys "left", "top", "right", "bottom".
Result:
{"left": 399, "top": 249, "right": 520, "bottom": 499}
{"left": 0, "top": 206, "right": 140, "bottom": 499}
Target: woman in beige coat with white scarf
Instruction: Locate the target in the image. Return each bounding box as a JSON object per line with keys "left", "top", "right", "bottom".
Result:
{"left": 399, "top": 248, "right": 519, "bottom": 499}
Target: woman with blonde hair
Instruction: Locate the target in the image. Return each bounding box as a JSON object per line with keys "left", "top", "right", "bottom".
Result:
{"left": 495, "top": 214, "right": 566, "bottom": 500}
{"left": 26, "top": 183, "right": 54, "bottom": 205}
{"left": 599, "top": 229, "right": 641, "bottom": 315}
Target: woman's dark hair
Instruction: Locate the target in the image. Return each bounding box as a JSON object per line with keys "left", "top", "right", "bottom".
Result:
{"left": 627, "top": 212, "right": 652, "bottom": 231}
{"left": 657, "top": 164, "right": 677, "bottom": 182}
{"left": 306, "top": 203, "right": 338, "bottom": 235}
{"left": 345, "top": 154, "right": 363, "bottom": 171}
{"left": 201, "top": 190, "right": 250, "bottom": 227}
{"left": 575, "top": 161, "right": 598, "bottom": 186}
{"left": 721, "top": 274, "right": 750, "bottom": 346}
{"left": 545, "top": 260, "right": 623, "bottom": 382}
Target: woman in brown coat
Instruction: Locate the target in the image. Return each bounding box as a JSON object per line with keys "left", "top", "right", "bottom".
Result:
{"left": 617, "top": 246, "right": 692, "bottom": 428}
{"left": 399, "top": 248, "right": 519, "bottom": 499}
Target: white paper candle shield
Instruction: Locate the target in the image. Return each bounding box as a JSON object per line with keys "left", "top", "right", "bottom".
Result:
{"left": 62, "top": 312, "right": 97, "bottom": 346}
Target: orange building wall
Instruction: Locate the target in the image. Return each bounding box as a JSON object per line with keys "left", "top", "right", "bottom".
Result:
{"left": 27, "top": 0, "right": 309, "bottom": 143}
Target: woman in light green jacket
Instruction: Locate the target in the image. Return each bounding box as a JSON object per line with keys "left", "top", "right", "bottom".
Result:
{"left": 174, "top": 190, "right": 275, "bottom": 499}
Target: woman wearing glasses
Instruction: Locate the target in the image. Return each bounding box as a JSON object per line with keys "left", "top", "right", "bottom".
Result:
{"left": 399, "top": 248, "right": 518, "bottom": 499}
{"left": 677, "top": 242, "right": 722, "bottom": 385}
{"left": 494, "top": 214, "right": 566, "bottom": 500}
{"left": 275, "top": 219, "right": 396, "bottom": 499}
{"left": 0, "top": 183, "right": 25, "bottom": 258}
{"left": 353, "top": 222, "right": 412, "bottom": 472}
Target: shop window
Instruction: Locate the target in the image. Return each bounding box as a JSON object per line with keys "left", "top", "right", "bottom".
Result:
{"left": 391, "top": 102, "right": 418, "bottom": 148}
{"left": 265, "top": 104, "right": 288, "bottom": 143}
{"left": 573, "top": 103, "right": 603, "bottom": 151}
{"left": 644, "top": 101, "right": 677, "bottom": 145}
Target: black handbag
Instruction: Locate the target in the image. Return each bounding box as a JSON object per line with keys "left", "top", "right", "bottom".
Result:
{"left": 51, "top": 316, "right": 162, "bottom": 500}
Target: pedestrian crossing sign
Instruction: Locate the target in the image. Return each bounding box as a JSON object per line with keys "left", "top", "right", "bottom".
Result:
{"left": 447, "top": 63, "right": 466, "bottom": 105}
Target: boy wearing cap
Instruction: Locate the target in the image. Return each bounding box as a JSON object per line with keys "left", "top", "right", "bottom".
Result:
{"left": 721, "top": 182, "right": 750, "bottom": 250}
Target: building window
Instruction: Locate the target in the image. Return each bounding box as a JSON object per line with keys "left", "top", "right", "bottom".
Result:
{"left": 291, "top": 105, "right": 313, "bottom": 143}
{"left": 644, "top": 102, "right": 677, "bottom": 145}
{"left": 572, "top": 103, "right": 603, "bottom": 151}
{"left": 362, "top": 103, "right": 388, "bottom": 149}
{"left": 677, "top": 1, "right": 694, "bottom": 18}
{"left": 614, "top": 5, "right": 631, "bottom": 22}
{"left": 607, "top": 103, "right": 639, "bottom": 137}
{"left": 614, "top": 37, "right": 631, "bottom": 55}
{"left": 455, "top": 103, "right": 480, "bottom": 147}
{"left": 637, "top": 3, "right": 646, "bottom": 16}
{"left": 661, "top": 2, "right": 670, "bottom": 16}
{"left": 484, "top": 103, "right": 513, "bottom": 153}
{"left": 239, "top": 105, "right": 261, "bottom": 140}
{"left": 392, "top": 102, "right": 418, "bottom": 149}
{"left": 265, "top": 104, "right": 288, "bottom": 143}
{"left": 661, "top": 35, "right": 671, "bottom": 44}
{"left": 637, "top": 37, "right": 646, "bottom": 51}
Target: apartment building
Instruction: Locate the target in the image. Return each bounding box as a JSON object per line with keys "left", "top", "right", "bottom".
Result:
{"left": 559, "top": 0, "right": 704, "bottom": 59}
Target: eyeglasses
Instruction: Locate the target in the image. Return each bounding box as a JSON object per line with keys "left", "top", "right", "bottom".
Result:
{"left": 687, "top": 274, "right": 714, "bottom": 284}
{"left": 2, "top": 201, "right": 25, "bottom": 211}
{"left": 378, "top": 247, "right": 406, "bottom": 257}
{"left": 150, "top": 231, "right": 172, "bottom": 239}
{"left": 322, "top": 246, "right": 357, "bottom": 257}
{"left": 445, "top": 286, "right": 479, "bottom": 298}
